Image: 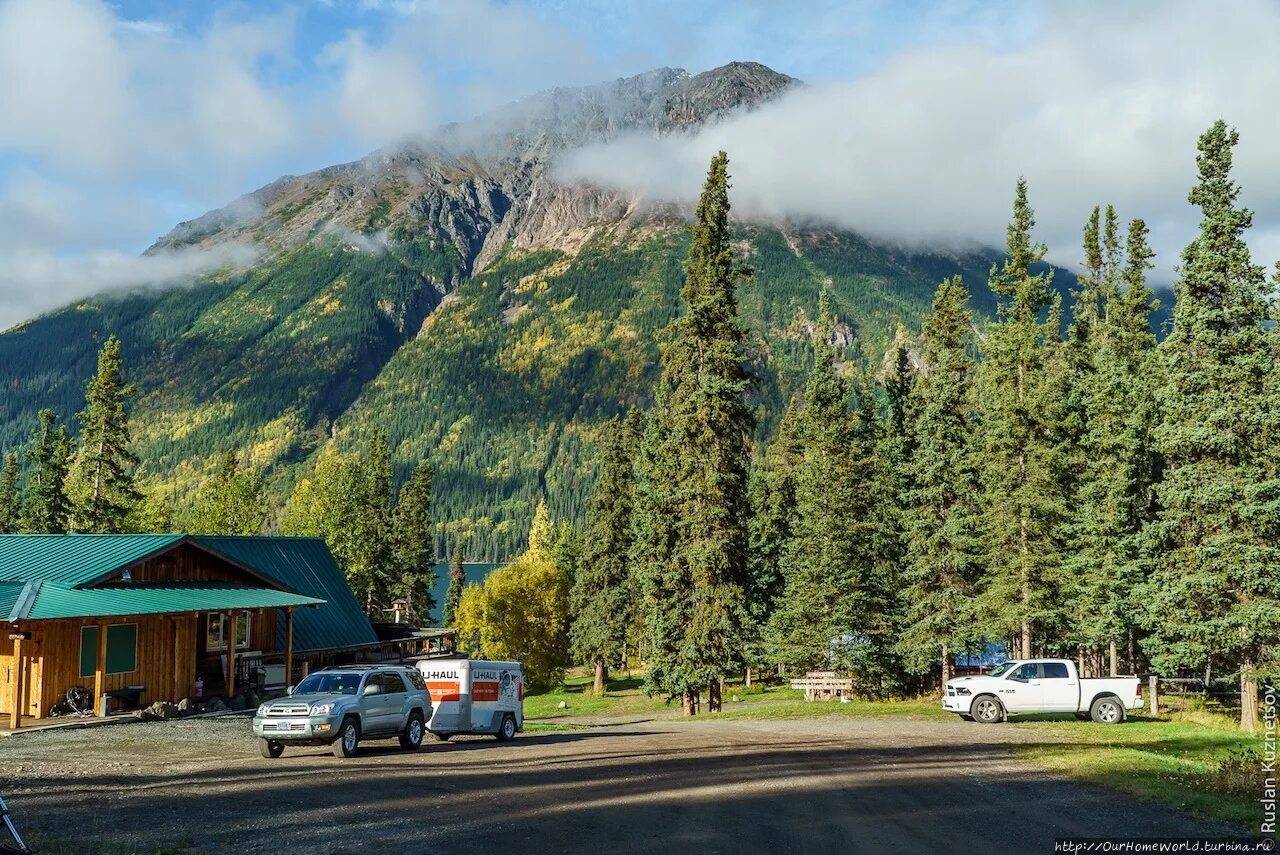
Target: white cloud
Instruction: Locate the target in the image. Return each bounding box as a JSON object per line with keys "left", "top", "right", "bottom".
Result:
{"left": 556, "top": 0, "right": 1280, "bottom": 278}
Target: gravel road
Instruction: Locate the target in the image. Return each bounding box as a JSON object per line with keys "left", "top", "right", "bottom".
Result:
{"left": 0, "top": 714, "right": 1218, "bottom": 854}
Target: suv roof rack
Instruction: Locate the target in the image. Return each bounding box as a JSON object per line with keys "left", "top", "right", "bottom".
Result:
{"left": 317, "top": 663, "right": 411, "bottom": 672}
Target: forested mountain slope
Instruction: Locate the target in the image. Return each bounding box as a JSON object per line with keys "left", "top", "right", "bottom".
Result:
{"left": 0, "top": 61, "right": 1056, "bottom": 558}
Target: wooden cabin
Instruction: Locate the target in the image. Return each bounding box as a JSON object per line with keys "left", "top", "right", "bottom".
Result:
{"left": 0, "top": 534, "right": 379, "bottom": 729}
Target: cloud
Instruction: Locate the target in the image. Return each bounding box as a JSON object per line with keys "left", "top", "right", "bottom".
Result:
{"left": 556, "top": 0, "right": 1280, "bottom": 278}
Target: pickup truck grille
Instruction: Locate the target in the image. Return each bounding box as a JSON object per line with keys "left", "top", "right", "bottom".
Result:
{"left": 945, "top": 687, "right": 956, "bottom": 696}
{"left": 266, "top": 705, "right": 310, "bottom": 716}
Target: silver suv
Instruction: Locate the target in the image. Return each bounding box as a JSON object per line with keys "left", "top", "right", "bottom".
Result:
{"left": 252, "top": 665, "right": 432, "bottom": 759}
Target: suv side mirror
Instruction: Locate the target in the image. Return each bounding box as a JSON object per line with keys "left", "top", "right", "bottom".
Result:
{"left": 363, "top": 683, "right": 382, "bottom": 696}
{"left": 287, "top": 685, "right": 295, "bottom": 695}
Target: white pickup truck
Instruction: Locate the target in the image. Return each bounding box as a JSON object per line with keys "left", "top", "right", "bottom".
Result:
{"left": 942, "top": 659, "right": 1143, "bottom": 724}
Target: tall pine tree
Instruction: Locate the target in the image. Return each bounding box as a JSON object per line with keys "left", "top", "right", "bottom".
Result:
{"left": 69, "top": 336, "right": 140, "bottom": 532}
{"left": 0, "top": 452, "right": 20, "bottom": 533}
{"left": 1142, "top": 121, "right": 1280, "bottom": 732}
{"left": 571, "top": 411, "right": 643, "bottom": 695}
{"left": 977, "top": 178, "right": 1068, "bottom": 658}
{"left": 898, "top": 277, "right": 984, "bottom": 681}
{"left": 23, "top": 409, "right": 72, "bottom": 534}
{"left": 631, "top": 151, "right": 753, "bottom": 715}
{"left": 392, "top": 461, "right": 435, "bottom": 623}
{"left": 442, "top": 544, "right": 466, "bottom": 627}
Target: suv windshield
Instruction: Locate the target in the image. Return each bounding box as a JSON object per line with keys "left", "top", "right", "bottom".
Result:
{"left": 987, "top": 662, "right": 1017, "bottom": 677}
{"left": 294, "top": 673, "right": 362, "bottom": 695}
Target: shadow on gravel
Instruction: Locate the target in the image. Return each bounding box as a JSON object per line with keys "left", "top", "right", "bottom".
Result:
{"left": 7, "top": 730, "right": 1229, "bottom": 855}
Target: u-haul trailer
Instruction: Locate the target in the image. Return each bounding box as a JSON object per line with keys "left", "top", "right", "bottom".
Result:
{"left": 415, "top": 658, "right": 523, "bottom": 741}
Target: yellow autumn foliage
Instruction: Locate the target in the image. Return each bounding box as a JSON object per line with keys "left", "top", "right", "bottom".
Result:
{"left": 455, "top": 502, "right": 570, "bottom": 689}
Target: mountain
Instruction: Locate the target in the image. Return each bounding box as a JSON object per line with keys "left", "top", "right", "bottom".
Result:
{"left": 0, "top": 61, "right": 1035, "bottom": 559}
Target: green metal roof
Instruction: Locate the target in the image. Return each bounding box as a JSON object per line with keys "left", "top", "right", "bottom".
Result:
{"left": 196, "top": 537, "right": 377, "bottom": 652}
{"left": 7, "top": 582, "right": 323, "bottom": 621}
{"left": 0, "top": 534, "right": 185, "bottom": 586}
{"left": 0, "top": 582, "right": 24, "bottom": 622}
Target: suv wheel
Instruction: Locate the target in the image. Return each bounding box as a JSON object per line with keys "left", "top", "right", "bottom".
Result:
{"left": 400, "top": 712, "right": 425, "bottom": 750}
{"left": 259, "top": 738, "right": 284, "bottom": 759}
{"left": 496, "top": 714, "right": 517, "bottom": 742}
{"left": 332, "top": 717, "right": 361, "bottom": 758}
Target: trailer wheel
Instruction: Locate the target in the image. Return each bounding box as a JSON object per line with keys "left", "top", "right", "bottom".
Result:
{"left": 332, "top": 717, "right": 361, "bottom": 758}
{"left": 1090, "top": 696, "right": 1125, "bottom": 724}
{"left": 258, "top": 738, "right": 284, "bottom": 759}
{"left": 400, "top": 712, "right": 425, "bottom": 751}
{"left": 971, "top": 695, "right": 1003, "bottom": 724}
{"left": 496, "top": 714, "right": 516, "bottom": 741}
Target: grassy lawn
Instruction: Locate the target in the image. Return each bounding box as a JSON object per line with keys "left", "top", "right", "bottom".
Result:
{"left": 1010, "top": 713, "right": 1264, "bottom": 830}
{"left": 524, "top": 671, "right": 946, "bottom": 721}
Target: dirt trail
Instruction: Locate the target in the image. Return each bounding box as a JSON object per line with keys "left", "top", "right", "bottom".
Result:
{"left": 1, "top": 716, "right": 1216, "bottom": 854}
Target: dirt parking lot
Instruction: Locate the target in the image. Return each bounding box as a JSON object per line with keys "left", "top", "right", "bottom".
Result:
{"left": 0, "top": 714, "right": 1217, "bottom": 854}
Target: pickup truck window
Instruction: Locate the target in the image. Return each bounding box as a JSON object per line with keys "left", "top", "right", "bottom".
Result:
{"left": 1043, "top": 662, "right": 1070, "bottom": 679}
{"left": 988, "top": 662, "right": 1016, "bottom": 677}
{"left": 295, "top": 673, "right": 362, "bottom": 695}
{"left": 1010, "top": 663, "right": 1040, "bottom": 681}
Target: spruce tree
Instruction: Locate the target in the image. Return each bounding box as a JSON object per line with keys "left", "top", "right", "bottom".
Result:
{"left": 442, "top": 545, "right": 466, "bottom": 626}
{"left": 1142, "top": 121, "right": 1280, "bottom": 731}
{"left": 69, "top": 336, "right": 140, "bottom": 532}
{"left": 571, "top": 411, "right": 643, "bottom": 695}
{"left": 767, "top": 294, "right": 880, "bottom": 686}
{"left": 23, "top": 409, "right": 72, "bottom": 534}
{"left": 897, "top": 277, "right": 984, "bottom": 681}
{"left": 631, "top": 151, "right": 753, "bottom": 715}
{"left": 1066, "top": 213, "right": 1159, "bottom": 673}
{"left": 392, "top": 461, "right": 436, "bottom": 623}
{"left": 976, "top": 178, "right": 1068, "bottom": 658}
{"left": 0, "top": 452, "right": 21, "bottom": 533}
{"left": 190, "top": 452, "right": 266, "bottom": 535}
{"left": 354, "top": 428, "right": 396, "bottom": 614}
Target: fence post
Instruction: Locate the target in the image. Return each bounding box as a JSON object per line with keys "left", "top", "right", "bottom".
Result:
{"left": 1149, "top": 675, "right": 1159, "bottom": 716}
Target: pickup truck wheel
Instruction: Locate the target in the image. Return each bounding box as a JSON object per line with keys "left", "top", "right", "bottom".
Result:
{"left": 496, "top": 714, "right": 516, "bottom": 741}
{"left": 332, "top": 717, "right": 361, "bottom": 758}
{"left": 971, "top": 695, "right": 1003, "bottom": 724}
{"left": 1090, "top": 696, "right": 1125, "bottom": 724}
{"left": 399, "top": 712, "right": 425, "bottom": 750}
{"left": 258, "top": 738, "right": 284, "bottom": 759}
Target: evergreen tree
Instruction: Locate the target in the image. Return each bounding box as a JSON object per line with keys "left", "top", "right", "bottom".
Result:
{"left": 767, "top": 293, "right": 883, "bottom": 689}
{"left": 744, "top": 401, "right": 801, "bottom": 679}
{"left": 23, "top": 409, "right": 72, "bottom": 534}
{"left": 69, "top": 337, "right": 140, "bottom": 532}
{"left": 571, "top": 411, "right": 643, "bottom": 695}
{"left": 1065, "top": 213, "right": 1159, "bottom": 673}
{"left": 392, "top": 461, "right": 435, "bottom": 623}
{"left": 631, "top": 151, "right": 754, "bottom": 715}
{"left": 190, "top": 452, "right": 266, "bottom": 535}
{"left": 976, "top": 178, "right": 1068, "bottom": 658}
{"left": 442, "top": 544, "right": 466, "bottom": 627}
{"left": 0, "top": 452, "right": 21, "bottom": 533}
{"left": 354, "top": 429, "right": 396, "bottom": 613}
{"left": 897, "top": 277, "right": 984, "bottom": 681}
{"left": 1142, "top": 121, "right": 1280, "bottom": 732}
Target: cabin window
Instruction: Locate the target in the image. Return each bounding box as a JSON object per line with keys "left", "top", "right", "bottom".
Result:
{"left": 106, "top": 624, "right": 137, "bottom": 674}
{"left": 206, "top": 613, "right": 250, "bottom": 651}
{"left": 79, "top": 624, "right": 138, "bottom": 676}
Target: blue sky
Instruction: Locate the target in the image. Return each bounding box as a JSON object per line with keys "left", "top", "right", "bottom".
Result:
{"left": 1, "top": 0, "right": 1278, "bottom": 328}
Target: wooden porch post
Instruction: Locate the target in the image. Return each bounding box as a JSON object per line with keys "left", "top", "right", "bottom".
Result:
{"left": 9, "top": 633, "right": 26, "bottom": 730}
{"left": 171, "top": 616, "right": 184, "bottom": 702}
{"left": 94, "top": 622, "right": 108, "bottom": 716}
{"left": 284, "top": 608, "right": 295, "bottom": 691}
{"left": 226, "top": 611, "right": 238, "bottom": 699}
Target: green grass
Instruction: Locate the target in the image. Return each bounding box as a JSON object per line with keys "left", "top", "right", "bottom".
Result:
{"left": 1011, "top": 714, "right": 1263, "bottom": 830}
{"left": 524, "top": 671, "right": 946, "bottom": 722}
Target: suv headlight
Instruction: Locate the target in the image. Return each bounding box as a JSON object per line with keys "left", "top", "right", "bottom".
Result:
{"left": 256, "top": 704, "right": 271, "bottom": 716}
{"left": 310, "top": 702, "right": 336, "bottom": 716}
